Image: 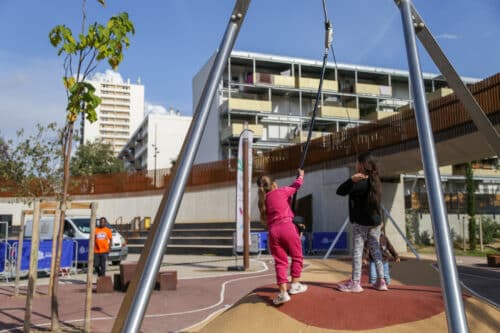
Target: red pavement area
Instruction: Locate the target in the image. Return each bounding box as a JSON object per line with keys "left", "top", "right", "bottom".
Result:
{"left": 254, "top": 282, "right": 448, "bottom": 330}
{"left": 0, "top": 270, "right": 276, "bottom": 333}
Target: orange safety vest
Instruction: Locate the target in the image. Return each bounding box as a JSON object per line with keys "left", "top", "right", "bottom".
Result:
{"left": 94, "top": 227, "right": 113, "bottom": 254}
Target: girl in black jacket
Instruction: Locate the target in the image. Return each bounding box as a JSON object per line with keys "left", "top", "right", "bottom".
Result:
{"left": 336, "top": 152, "right": 388, "bottom": 292}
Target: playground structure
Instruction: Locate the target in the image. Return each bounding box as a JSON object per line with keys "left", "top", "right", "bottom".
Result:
{"left": 110, "top": 1, "right": 500, "bottom": 332}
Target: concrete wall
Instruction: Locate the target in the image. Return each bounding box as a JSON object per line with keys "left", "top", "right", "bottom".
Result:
{"left": 0, "top": 167, "right": 409, "bottom": 254}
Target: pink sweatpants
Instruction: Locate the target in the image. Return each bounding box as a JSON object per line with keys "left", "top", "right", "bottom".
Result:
{"left": 268, "top": 220, "right": 304, "bottom": 285}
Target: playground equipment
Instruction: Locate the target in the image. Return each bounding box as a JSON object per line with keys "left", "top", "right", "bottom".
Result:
{"left": 113, "top": 1, "right": 499, "bottom": 332}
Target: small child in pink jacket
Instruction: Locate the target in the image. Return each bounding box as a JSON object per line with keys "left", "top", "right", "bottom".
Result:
{"left": 257, "top": 169, "right": 308, "bottom": 305}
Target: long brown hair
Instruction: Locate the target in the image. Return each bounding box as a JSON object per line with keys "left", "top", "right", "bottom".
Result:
{"left": 256, "top": 175, "right": 273, "bottom": 225}
{"left": 357, "top": 152, "right": 382, "bottom": 215}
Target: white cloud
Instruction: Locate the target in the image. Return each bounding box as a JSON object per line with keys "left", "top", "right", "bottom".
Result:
{"left": 144, "top": 102, "right": 168, "bottom": 116}
{"left": 90, "top": 69, "right": 124, "bottom": 83}
{"left": 436, "top": 33, "right": 459, "bottom": 40}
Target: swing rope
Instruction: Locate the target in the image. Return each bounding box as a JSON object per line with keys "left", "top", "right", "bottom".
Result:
{"left": 292, "top": 0, "right": 334, "bottom": 220}
{"left": 298, "top": 0, "right": 333, "bottom": 169}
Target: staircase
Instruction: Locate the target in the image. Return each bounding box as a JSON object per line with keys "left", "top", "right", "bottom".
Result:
{"left": 125, "top": 221, "right": 266, "bottom": 256}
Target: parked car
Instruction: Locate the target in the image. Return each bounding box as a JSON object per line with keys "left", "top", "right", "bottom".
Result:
{"left": 25, "top": 216, "right": 128, "bottom": 265}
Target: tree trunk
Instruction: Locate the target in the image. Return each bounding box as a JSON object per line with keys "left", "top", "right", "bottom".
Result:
{"left": 51, "top": 122, "right": 75, "bottom": 332}
{"left": 84, "top": 202, "right": 98, "bottom": 333}
{"left": 14, "top": 212, "right": 26, "bottom": 297}
{"left": 465, "top": 163, "right": 476, "bottom": 250}
{"left": 48, "top": 209, "right": 61, "bottom": 299}
{"left": 24, "top": 200, "right": 41, "bottom": 333}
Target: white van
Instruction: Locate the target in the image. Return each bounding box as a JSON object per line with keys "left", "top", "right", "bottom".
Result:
{"left": 25, "top": 216, "right": 128, "bottom": 265}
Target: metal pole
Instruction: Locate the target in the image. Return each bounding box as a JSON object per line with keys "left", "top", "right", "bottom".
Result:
{"left": 243, "top": 135, "right": 249, "bottom": 270}
{"left": 323, "top": 216, "right": 349, "bottom": 260}
{"left": 381, "top": 205, "right": 420, "bottom": 260}
{"left": 402, "top": 1, "right": 500, "bottom": 156}
{"left": 111, "top": 1, "right": 251, "bottom": 332}
{"left": 398, "top": 1, "right": 468, "bottom": 332}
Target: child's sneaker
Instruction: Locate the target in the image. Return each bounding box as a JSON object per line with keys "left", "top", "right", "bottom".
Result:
{"left": 289, "top": 282, "right": 308, "bottom": 295}
{"left": 273, "top": 292, "right": 291, "bottom": 305}
{"left": 373, "top": 278, "right": 388, "bottom": 291}
{"left": 337, "top": 280, "right": 363, "bottom": 293}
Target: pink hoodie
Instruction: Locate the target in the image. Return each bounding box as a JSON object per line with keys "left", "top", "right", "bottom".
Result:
{"left": 265, "top": 176, "right": 303, "bottom": 227}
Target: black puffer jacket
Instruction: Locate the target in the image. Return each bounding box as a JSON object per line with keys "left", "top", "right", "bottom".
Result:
{"left": 336, "top": 178, "right": 381, "bottom": 226}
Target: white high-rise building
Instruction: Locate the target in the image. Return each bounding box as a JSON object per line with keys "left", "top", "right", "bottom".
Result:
{"left": 82, "top": 70, "right": 145, "bottom": 154}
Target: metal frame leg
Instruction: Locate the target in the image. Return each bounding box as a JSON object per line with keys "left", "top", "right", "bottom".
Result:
{"left": 111, "top": 2, "right": 251, "bottom": 332}
{"left": 381, "top": 205, "right": 420, "bottom": 260}
{"left": 398, "top": 1, "right": 468, "bottom": 332}
{"left": 323, "top": 216, "right": 350, "bottom": 260}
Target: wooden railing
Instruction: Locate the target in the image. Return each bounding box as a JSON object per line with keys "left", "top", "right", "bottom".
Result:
{"left": 1, "top": 74, "right": 498, "bottom": 197}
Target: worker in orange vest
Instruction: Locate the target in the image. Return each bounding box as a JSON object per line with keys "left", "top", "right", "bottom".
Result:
{"left": 95, "top": 217, "right": 113, "bottom": 277}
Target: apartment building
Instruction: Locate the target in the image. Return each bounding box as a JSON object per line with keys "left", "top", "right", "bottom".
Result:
{"left": 82, "top": 72, "right": 145, "bottom": 154}
{"left": 193, "top": 50, "right": 480, "bottom": 163}
{"left": 119, "top": 109, "right": 192, "bottom": 171}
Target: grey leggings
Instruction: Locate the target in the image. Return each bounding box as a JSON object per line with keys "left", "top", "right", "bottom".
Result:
{"left": 352, "top": 224, "right": 384, "bottom": 282}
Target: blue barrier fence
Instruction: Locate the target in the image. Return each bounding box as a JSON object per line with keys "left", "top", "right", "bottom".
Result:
{"left": 255, "top": 231, "right": 347, "bottom": 254}
{"left": 312, "top": 232, "right": 347, "bottom": 251}
{"left": 0, "top": 239, "right": 76, "bottom": 274}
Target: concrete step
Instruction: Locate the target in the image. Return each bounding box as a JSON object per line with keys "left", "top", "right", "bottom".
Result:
{"left": 171, "top": 229, "right": 235, "bottom": 237}
{"left": 169, "top": 237, "right": 233, "bottom": 246}
{"left": 128, "top": 244, "right": 234, "bottom": 256}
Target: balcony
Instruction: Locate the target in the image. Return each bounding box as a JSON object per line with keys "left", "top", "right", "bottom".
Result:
{"left": 221, "top": 123, "right": 264, "bottom": 141}
{"left": 228, "top": 98, "right": 272, "bottom": 113}
{"left": 356, "top": 83, "right": 392, "bottom": 96}
{"left": 291, "top": 130, "right": 324, "bottom": 143}
{"left": 427, "top": 88, "right": 453, "bottom": 102}
{"left": 296, "top": 77, "right": 338, "bottom": 91}
{"left": 362, "top": 111, "right": 396, "bottom": 121}
{"left": 317, "top": 105, "right": 360, "bottom": 120}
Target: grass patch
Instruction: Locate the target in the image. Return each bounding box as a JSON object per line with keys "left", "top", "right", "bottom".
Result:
{"left": 416, "top": 245, "right": 499, "bottom": 257}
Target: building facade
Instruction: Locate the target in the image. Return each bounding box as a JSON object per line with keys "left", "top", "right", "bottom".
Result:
{"left": 83, "top": 72, "right": 145, "bottom": 154}
{"left": 193, "top": 50, "right": 480, "bottom": 163}
{"left": 119, "top": 109, "right": 192, "bottom": 171}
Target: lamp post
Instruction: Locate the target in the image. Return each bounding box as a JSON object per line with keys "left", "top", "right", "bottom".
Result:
{"left": 152, "top": 124, "right": 160, "bottom": 187}
{"left": 152, "top": 144, "right": 159, "bottom": 187}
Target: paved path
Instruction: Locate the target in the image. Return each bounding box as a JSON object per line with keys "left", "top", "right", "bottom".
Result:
{"left": 457, "top": 265, "right": 500, "bottom": 308}
{"left": 0, "top": 254, "right": 499, "bottom": 332}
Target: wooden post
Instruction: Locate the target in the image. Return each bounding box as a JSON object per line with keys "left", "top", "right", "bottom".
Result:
{"left": 48, "top": 209, "right": 61, "bottom": 299}
{"left": 14, "top": 211, "right": 26, "bottom": 297}
{"left": 85, "top": 202, "right": 98, "bottom": 333}
{"left": 243, "top": 136, "right": 250, "bottom": 270}
{"left": 462, "top": 216, "right": 466, "bottom": 252}
{"left": 24, "top": 200, "right": 41, "bottom": 333}
{"left": 479, "top": 217, "right": 484, "bottom": 252}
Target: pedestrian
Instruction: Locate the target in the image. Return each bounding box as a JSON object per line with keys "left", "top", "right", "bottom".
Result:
{"left": 336, "top": 152, "right": 388, "bottom": 292}
{"left": 363, "top": 223, "right": 400, "bottom": 285}
{"left": 94, "top": 217, "right": 113, "bottom": 277}
{"left": 257, "top": 169, "right": 308, "bottom": 305}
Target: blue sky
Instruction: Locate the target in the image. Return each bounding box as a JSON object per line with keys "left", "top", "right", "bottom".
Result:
{"left": 0, "top": 0, "right": 499, "bottom": 140}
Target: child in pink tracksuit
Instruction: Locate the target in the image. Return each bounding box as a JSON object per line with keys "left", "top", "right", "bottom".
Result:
{"left": 257, "top": 169, "right": 308, "bottom": 305}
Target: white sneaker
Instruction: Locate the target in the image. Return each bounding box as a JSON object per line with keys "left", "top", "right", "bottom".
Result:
{"left": 289, "top": 282, "right": 308, "bottom": 295}
{"left": 273, "top": 292, "right": 291, "bottom": 305}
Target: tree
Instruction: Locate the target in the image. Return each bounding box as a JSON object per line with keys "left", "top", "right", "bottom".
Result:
{"left": 465, "top": 162, "right": 476, "bottom": 250}
{"left": 48, "top": 1, "right": 134, "bottom": 331}
{"left": 0, "top": 124, "right": 63, "bottom": 197}
{"left": 70, "top": 140, "right": 125, "bottom": 176}
{"left": 0, "top": 123, "right": 63, "bottom": 330}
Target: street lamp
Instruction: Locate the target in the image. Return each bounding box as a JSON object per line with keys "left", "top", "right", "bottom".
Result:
{"left": 152, "top": 124, "right": 159, "bottom": 187}
{"left": 152, "top": 143, "right": 159, "bottom": 187}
